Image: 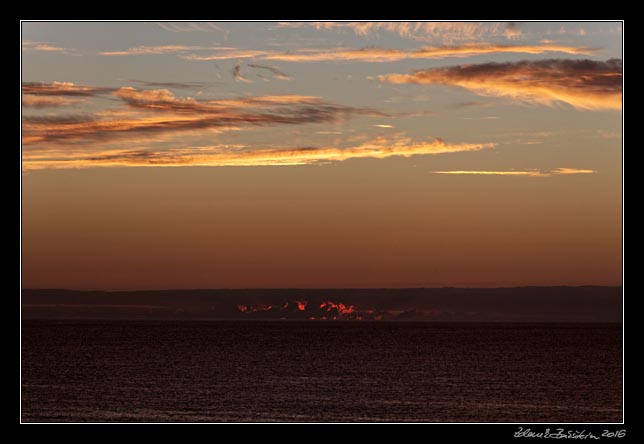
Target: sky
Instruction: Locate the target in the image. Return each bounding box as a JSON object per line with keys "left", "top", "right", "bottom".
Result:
{"left": 21, "top": 21, "right": 623, "bottom": 290}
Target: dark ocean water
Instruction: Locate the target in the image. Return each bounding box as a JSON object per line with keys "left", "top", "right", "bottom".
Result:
{"left": 21, "top": 321, "right": 622, "bottom": 423}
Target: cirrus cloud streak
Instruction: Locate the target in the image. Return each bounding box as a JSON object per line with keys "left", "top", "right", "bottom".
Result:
{"left": 380, "top": 58, "right": 622, "bottom": 110}
{"left": 98, "top": 45, "right": 214, "bottom": 56}
{"left": 180, "top": 43, "right": 594, "bottom": 63}
{"left": 23, "top": 137, "right": 495, "bottom": 171}
{"left": 433, "top": 168, "right": 597, "bottom": 177}
{"left": 277, "top": 22, "right": 524, "bottom": 43}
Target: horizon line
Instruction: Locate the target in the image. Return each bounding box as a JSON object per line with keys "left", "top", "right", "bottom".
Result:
{"left": 22, "top": 285, "right": 623, "bottom": 292}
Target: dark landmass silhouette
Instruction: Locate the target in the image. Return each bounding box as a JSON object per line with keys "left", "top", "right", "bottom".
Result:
{"left": 22, "top": 287, "right": 622, "bottom": 322}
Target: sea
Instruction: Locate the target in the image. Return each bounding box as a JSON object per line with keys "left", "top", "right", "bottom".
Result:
{"left": 21, "top": 321, "right": 622, "bottom": 423}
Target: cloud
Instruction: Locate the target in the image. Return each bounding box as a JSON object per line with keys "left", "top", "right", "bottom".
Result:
{"left": 112, "top": 87, "right": 330, "bottom": 112}
{"left": 267, "top": 44, "right": 594, "bottom": 62}
{"left": 381, "top": 59, "right": 622, "bottom": 111}
{"left": 22, "top": 95, "right": 85, "bottom": 108}
{"left": 432, "top": 168, "right": 597, "bottom": 177}
{"left": 157, "top": 22, "right": 229, "bottom": 36}
{"left": 23, "top": 83, "right": 321, "bottom": 114}
{"left": 22, "top": 135, "right": 495, "bottom": 170}
{"left": 28, "top": 44, "right": 66, "bottom": 52}
{"left": 247, "top": 64, "right": 292, "bottom": 80}
{"left": 98, "top": 45, "right": 212, "bottom": 56}
{"left": 449, "top": 101, "right": 497, "bottom": 109}
{"left": 22, "top": 81, "right": 114, "bottom": 97}
{"left": 551, "top": 168, "right": 597, "bottom": 175}
{"left": 21, "top": 81, "right": 110, "bottom": 110}
{"left": 180, "top": 50, "right": 271, "bottom": 61}
{"left": 22, "top": 87, "right": 379, "bottom": 147}
{"left": 277, "top": 22, "right": 525, "bottom": 43}
{"left": 392, "top": 111, "right": 437, "bottom": 118}
{"left": 182, "top": 43, "right": 594, "bottom": 63}
{"left": 411, "top": 43, "right": 592, "bottom": 58}
{"left": 125, "top": 79, "right": 209, "bottom": 89}
{"left": 22, "top": 40, "right": 77, "bottom": 55}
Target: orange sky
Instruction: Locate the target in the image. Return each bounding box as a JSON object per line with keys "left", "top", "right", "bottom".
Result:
{"left": 21, "top": 22, "right": 622, "bottom": 289}
{"left": 22, "top": 162, "right": 621, "bottom": 289}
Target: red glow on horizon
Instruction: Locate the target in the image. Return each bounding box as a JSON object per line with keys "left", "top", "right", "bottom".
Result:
{"left": 237, "top": 299, "right": 365, "bottom": 320}
{"left": 238, "top": 303, "right": 272, "bottom": 313}
{"left": 320, "top": 300, "right": 356, "bottom": 315}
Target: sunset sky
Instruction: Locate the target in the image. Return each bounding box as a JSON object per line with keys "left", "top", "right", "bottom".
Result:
{"left": 21, "top": 21, "right": 622, "bottom": 290}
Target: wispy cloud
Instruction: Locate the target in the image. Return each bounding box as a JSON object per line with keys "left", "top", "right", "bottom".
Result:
{"left": 157, "top": 22, "right": 229, "bottom": 37}
{"left": 449, "top": 101, "right": 497, "bottom": 109}
{"left": 22, "top": 82, "right": 109, "bottom": 108}
{"left": 22, "top": 95, "right": 85, "bottom": 108}
{"left": 433, "top": 168, "right": 597, "bottom": 177}
{"left": 23, "top": 136, "right": 495, "bottom": 171}
{"left": 277, "top": 22, "right": 524, "bottom": 43}
{"left": 26, "top": 43, "right": 66, "bottom": 52}
{"left": 125, "top": 79, "right": 210, "bottom": 89}
{"left": 114, "top": 87, "right": 324, "bottom": 110}
{"left": 98, "top": 45, "right": 212, "bottom": 56}
{"left": 381, "top": 59, "right": 622, "bottom": 111}
{"left": 181, "top": 43, "right": 594, "bottom": 63}
{"left": 409, "top": 43, "right": 591, "bottom": 57}
{"left": 552, "top": 168, "right": 597, "bottom": 175}
{"left": 391, "top": 110, "right": 437, "bottom": 118}
{"left": 266, "top": 44, "right": 594, "bottom": 62}
{"left": 22, "top": 81, "right": 114, "bottom": 97}
{"left": 247, "top": 64, "right": 292, "bottom": 80}
{"left": 22, "top": 40, "right": 78, "bottom": 55}
{"left": 23, "top": 87, "right": 379, "bottom": 147}
{"left": 180, "top": 49, "right": 270, "bottom": 60}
